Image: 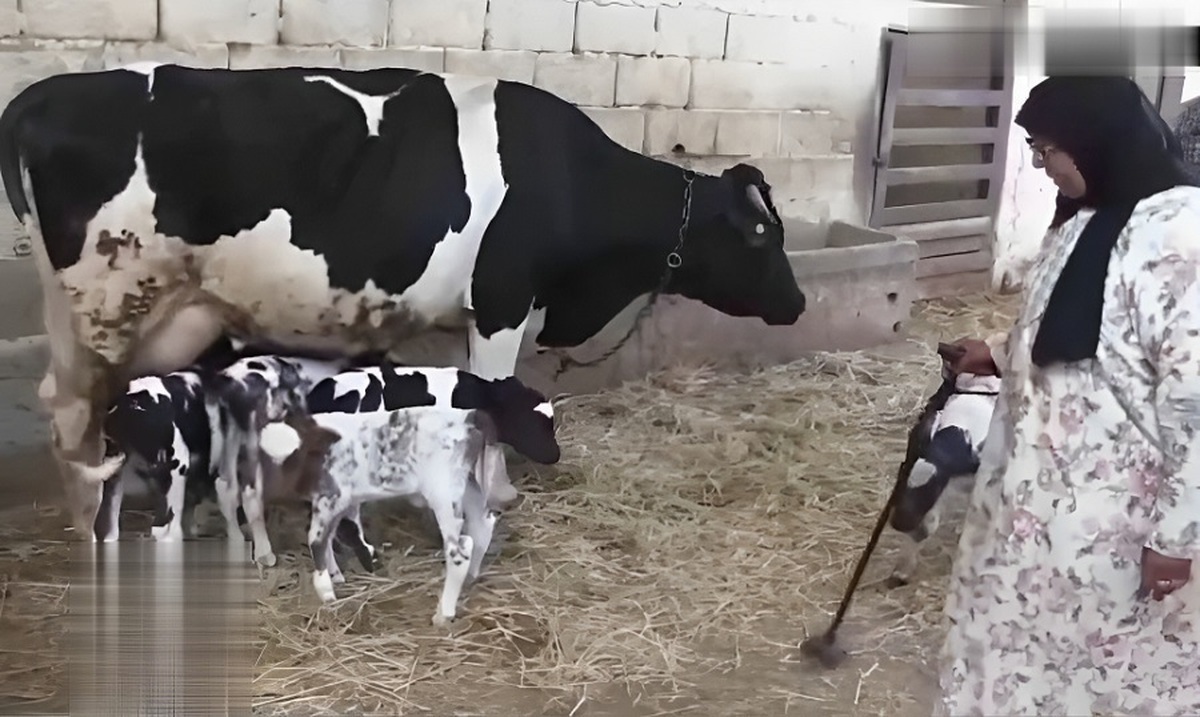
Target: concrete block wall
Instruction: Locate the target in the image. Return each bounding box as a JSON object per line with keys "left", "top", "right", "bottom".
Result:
{"left": 0, "top": 0, "right": 913, "bottom": 268}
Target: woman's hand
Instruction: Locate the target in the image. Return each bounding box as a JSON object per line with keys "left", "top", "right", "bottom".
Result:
{"left": 1141, "top": 546, "right": 1192, "bottom": 600}
{"left": 937, "top": 338, "right": 1000, "bottom": 377}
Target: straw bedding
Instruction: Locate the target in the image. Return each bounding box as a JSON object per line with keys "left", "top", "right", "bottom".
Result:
{"left": 252, "top": 291, "right": 1020, "bottom": 716}
{"left": 0, "top": 291, "right": 1020, "bottom": 715}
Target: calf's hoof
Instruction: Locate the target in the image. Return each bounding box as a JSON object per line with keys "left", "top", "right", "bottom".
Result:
{"left": 254, "top": 550, "right": 277, "bottom": 568}
{"left": 312, "top": 571, "right": 337, "bottom": 603}
{"left": 432, "top": 612, "right": 455, "bottom": 627}
{"left": 151, "top": 525, "right": 183, "bottom": 542}
{"left": 885, "top": 575, "right": 910, "bottom": 589}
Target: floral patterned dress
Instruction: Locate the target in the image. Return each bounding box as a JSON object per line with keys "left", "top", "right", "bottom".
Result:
{"left": 933, "top": 185, "right": 1200, "bottom": 716}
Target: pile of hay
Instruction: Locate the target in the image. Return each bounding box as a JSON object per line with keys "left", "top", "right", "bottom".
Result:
{"left": 254, "top": 292, "right": 1021, "bottom": 716}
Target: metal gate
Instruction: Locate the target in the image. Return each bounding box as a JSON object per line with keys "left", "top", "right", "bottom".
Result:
{"left": 868, "top": 2, "right": 1015, "bottom": 299}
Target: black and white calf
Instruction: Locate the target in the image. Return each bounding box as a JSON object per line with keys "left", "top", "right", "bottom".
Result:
{"left": 98, "top": 370, "right": 229, "bottom": 542}
{"left": 887, "top": 360, "right": 1001, "bottom": 587}
{"left": 306, "top": 362, "right": 558, "bottom": 579}
{"left": 257, "top": 405, "right": 535, "bottom": 623}
{"left": 209, "top": 354, "right": 348, "bottom": 566}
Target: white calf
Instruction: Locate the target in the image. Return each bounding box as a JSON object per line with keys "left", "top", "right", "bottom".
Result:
{"left": 257, "top": 406, "right": 525, "bottom": 623}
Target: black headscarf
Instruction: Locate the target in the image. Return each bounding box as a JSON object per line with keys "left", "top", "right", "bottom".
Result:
{"left": 1015, "top": 76, "right": 1199, "bottom": 367}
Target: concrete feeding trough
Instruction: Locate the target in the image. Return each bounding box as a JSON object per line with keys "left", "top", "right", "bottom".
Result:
{"left": 517, "top": 219, "right": 921, "bottom": 397}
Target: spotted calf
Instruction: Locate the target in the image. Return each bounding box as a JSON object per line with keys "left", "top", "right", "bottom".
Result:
{"left": 258, "top": 406, "right": 535, "bottom": 623}
{"left": 306, "top": 362, "right": 559, "bottom": 579}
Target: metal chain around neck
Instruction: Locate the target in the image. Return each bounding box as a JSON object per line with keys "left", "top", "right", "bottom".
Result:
{"left": 551, "top": 169, "right": 696, "bottom": 379}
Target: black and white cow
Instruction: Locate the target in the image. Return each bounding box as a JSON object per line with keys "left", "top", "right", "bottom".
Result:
{"left": 0, "top": 63, "right": 807, "bottom": 537}
{"left": 98, "top": 370, "right": 228, "bottom": 543}
{"left": 887, "top": 347, "right": 1001, "bottom": 587}
{"left": 304, "top": 362, "right": 558, "bottom": 580}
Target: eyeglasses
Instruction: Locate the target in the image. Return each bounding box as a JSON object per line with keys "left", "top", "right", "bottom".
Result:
{"left": 1026, "top": 138, "right": 1057, "bottom": 168}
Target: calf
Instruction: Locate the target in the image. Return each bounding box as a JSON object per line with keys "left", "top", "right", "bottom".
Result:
{"left": 98, "top": 370, "right": 232, "bottom": 542}
{"left": 887, "top": 345, "right": 1001, "bottom": 587}
{"left": 306, "top": 362, "right": 559, "bottom": 579}
{"left": 258, "top": 406, "right": 532, "bottom": 624}
{"left": 209, "top": 354, "right": 349, "bottom": 566}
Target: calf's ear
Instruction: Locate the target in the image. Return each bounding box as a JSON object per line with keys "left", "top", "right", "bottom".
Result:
{"left": 314, "top": 425, "right": 341, "bottom": 449}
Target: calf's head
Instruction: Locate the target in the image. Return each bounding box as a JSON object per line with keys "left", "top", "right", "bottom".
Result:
{"left": 673, "top": 163, "right": 806, "bottom": 326}
{"left": 257, "top": 413, "right": 341, "bottom": 498}
{"left": 478, "top": 376, "right": 560, "bottom": 464}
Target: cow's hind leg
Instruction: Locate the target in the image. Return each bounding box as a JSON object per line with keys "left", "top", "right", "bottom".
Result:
{"left": 428, "top": 493, "right": 473, "bottom": 626}
{"left": 42, "top": 381, "right": 124, "bottom": 541}
{"left": 94, "top": 463, "right": 128, "bottom": 543}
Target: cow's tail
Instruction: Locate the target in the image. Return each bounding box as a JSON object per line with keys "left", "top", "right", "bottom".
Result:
{"left": 0, "top": 85, "right": 32, "bottom": 222}
{"left": 0, "top": 81, "right": 83, "bottom": 400}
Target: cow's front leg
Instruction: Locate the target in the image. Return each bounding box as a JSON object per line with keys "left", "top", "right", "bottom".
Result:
{"left": 94, "top": 465, "right": 126, "bottom": 543}
{"left": 468, "top": 310, "right": 530, "bottom": 381}
{"left": 45, "top": 394, "right": 123, "bottom": 541}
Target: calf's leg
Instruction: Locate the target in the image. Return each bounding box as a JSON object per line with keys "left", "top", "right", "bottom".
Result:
{"left": 150, "top": 430, "right": 190, "bottom": 542}
{"left": 239, "top": 429, "right": 277, "bottom": 566}
{"left": 309, "top": 495, "right": 352, "bottom": 603}
{"left": 428, "top": 493, "right": 474, "bottom": 626}
{"left": 333, "top": 506, "right": 378, "bottom": 573}
{"left": 461, "top": 480, "right": 497, "bottom": 582}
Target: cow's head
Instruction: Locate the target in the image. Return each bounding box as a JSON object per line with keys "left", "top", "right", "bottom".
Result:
{"left": 672, "top": 163, "right": 806, "bottom": 325}
{"left": 480, "top": 376, "right": 560, "bottom": 464}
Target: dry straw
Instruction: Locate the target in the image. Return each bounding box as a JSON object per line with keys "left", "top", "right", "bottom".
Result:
{"left": 0, "top": 292, "right": 1020, "bottom": 715}
{"left": 253, "top": 293, "right": 1020, "bottom": 715}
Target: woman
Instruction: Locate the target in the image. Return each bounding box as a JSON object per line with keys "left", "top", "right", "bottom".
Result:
{"left": 933, "top": 75, "right": 1200, "bottom": 715}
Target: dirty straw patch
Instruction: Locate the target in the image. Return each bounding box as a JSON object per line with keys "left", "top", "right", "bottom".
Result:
{"left": 254, "top": 292, "right": 1020, "bottom": 715}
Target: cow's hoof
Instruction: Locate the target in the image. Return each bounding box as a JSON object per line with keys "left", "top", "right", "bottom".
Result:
{"left": 885, "top": 575, "right": 910, "bottom": 590}
{"left": 432, "top": 612, "right": 454, "bottom": 627}
{"left": 255, "top": 552, "right": 277, "bottom": 568}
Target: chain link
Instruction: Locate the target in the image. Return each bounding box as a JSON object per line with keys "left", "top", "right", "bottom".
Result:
{"left": 552, "top": 169, "right": 695, "bottom": 379}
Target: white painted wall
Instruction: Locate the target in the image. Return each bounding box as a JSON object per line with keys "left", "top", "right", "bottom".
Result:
{"left": 991, "top": 0, "right": 1198, "bottom": 292}
{"left": 0, "top": 0, "right": 929, "bottom": 260}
